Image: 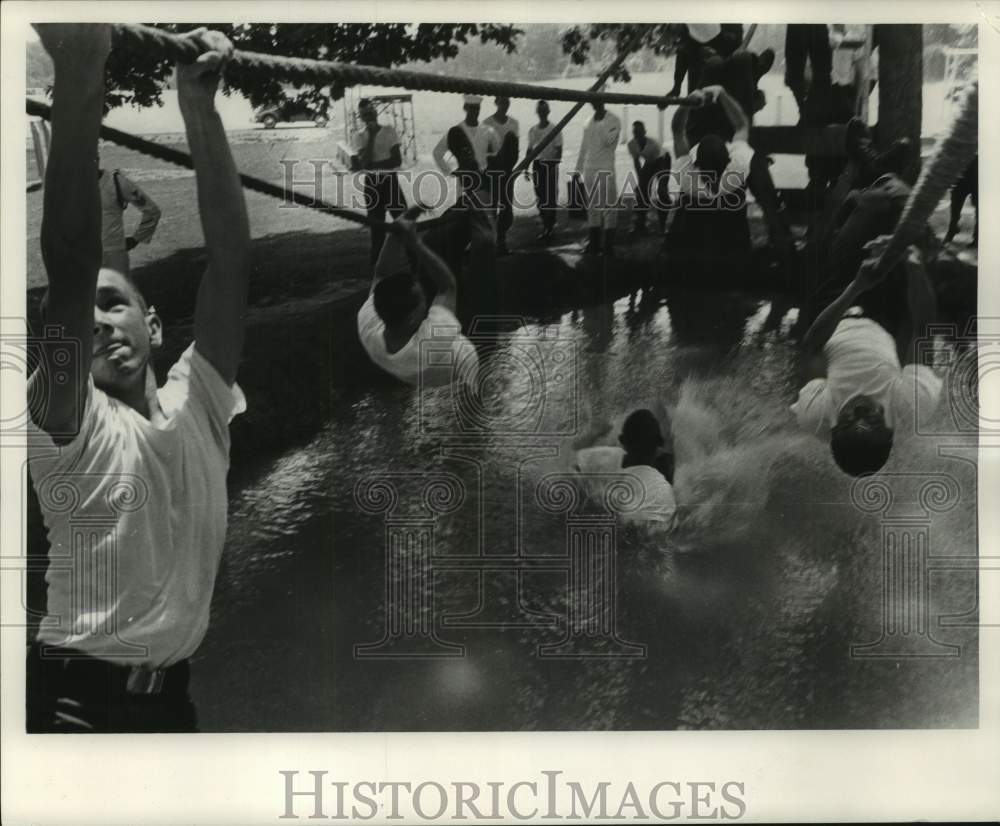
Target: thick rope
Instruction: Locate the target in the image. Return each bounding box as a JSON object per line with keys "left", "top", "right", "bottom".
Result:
{"left": 873, "top": 80, "right": 978, "bottom": 275}
{"left": 512, "top": 32, "right": 643, "bottom": 177}
{"left": 114, "top": 23, "right": 698, "bottom": 107}
{"left": 27, "top": 97, "right": 385, "bottom": 228}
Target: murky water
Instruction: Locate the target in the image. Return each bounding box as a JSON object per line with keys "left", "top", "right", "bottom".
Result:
{"left": 190, "top": 287, "right": 978, "bottom": 731}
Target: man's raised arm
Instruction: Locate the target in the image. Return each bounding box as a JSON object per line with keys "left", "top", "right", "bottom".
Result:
{"left": 180, "top": 29, "right": 251, "bottom": 386}
{"left": 31, "top": 24, "right": 111, "bottom": 437}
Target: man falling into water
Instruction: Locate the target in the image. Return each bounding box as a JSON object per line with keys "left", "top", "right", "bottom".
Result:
{"left": 794, "top": 234, "right": 943, "bottom": 476}
{"left": 26, "top": 25, "right": 250, "bottom": 732}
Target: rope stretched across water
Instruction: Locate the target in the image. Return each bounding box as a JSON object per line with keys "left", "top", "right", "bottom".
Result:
{"left": 872, "top": 81, "right": 978, "bottom": 275}
{"left": 26, "top": 97, "right": 386, "bottom": 228}
{"left": 114, "top": 23, "right": 698, "bottom": 108}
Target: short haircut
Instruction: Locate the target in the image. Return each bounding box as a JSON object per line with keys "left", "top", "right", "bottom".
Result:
{"left": 830, "top": 421, "right": 894, "bottom": 477}
{"left": 39, "top": 268, "right": 148, "bottom": 319}
{"left": 695, "top": 134, "right": 730, "bottom": 179}
{"left": 373, "top": 271, "right": 422, "bottom": 328}
{"left": 633, "top": 120, "right": 645, "bottom": 128}
{"left": 620, "top": 409, "right": 664, "bottom": 453}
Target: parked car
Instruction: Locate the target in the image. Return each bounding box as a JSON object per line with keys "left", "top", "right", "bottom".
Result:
{"left": 253, "top": 99, "right": 330, "bottom": 129}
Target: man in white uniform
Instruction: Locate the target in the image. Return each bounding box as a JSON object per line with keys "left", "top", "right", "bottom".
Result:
{"left": 793, "top": 236, "right": 942, "bottom": 476}
{"left": 357, "top": 207, "right": 480, "bottom": 387}
{"left": 482, "top": 96, "right": 520, "bottom": 255}
{"left": 573, "top": 100, "right": 622, "bottom": 256}
{"left": 26, "top": 26, "right": 250, "bottom": 732}
{"left": 350, "top": 98, "right": 407, "bottom": 264}
{"left": 525, "top": 99, "right": 563, "bottom": 241}
{"left": 99, "top": 166, "right": 161, "bottom": 275}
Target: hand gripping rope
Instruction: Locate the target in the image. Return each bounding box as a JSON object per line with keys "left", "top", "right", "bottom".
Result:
{"left": 27, "top": 26, "right": 661, "bottom": 231}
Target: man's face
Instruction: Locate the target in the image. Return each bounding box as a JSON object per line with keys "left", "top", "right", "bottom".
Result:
{"left": 464, "top": 103, "right": 480, "bottom": 122}
{"left": 633, "top": 123, "right": 645, "bottom": 140}
{"left": 592, "top": 101, "right": 606, "bottom": 116}
{"left": 495, "top": 97, "right": 510, "bottom": 115}
{"left": 837, "top": 394, "right": 886, "bottom": 432}
{"left": 90, "top": 268, "right": 161, "bottom": 394}
{"left": 536, "top": 102, "right": 549, "bottom": 121}
{"left": 359, "top": 104, "right": 377, "bottom": 125}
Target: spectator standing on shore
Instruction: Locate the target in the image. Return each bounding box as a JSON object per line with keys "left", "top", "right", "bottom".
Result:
{"left": 525, "top": 99, "right": 562, "bottom": 242}
{"left": 482, "top": 96, "right": 520, "bottom": 256}
{"left": 99, "top": 166, "right": 161, "bottom": 275}
{"left": 574, "top": 100, "right": 622, "bottom": 257}
{"left": 350, "top": 98, "right": 407, "bottom": 265}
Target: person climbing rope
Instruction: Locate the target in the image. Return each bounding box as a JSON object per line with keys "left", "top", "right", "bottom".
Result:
{"left": 26, "top": 24, "right": 250, "bottom": 733}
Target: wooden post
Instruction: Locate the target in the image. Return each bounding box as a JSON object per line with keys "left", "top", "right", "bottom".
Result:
{"left": 876, "top": 24, "right": 923, "bottom": 184}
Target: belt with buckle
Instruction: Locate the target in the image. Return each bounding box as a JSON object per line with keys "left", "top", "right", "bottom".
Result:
{"left": 34, "top": 644, "right": 175, "bottom": 696}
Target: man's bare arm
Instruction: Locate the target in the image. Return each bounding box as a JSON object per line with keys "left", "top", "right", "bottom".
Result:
{"left": 181, "top": 30, "right": 251, "bottom": 386}
{"left": 31, "top": 24, "right": 111, "bottom": 437}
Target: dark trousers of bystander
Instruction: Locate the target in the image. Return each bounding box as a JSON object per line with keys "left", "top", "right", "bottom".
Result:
{"left": 362, "top": 171, "right": 408, "bottom": 265}
{"left": 532, "top": 159, "right": 560, "bottom": 232}
{"left": 26, "top": 642, "right": 198, "bottom": 733}
{"left": 634, "top": 154, "right": 672, "bottom": 232}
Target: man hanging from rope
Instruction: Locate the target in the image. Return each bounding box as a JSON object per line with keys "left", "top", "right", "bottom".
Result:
{"left": 357, "top": 206, "right": 480, "bottom": 387}
{"left": 26, "top": 25, "right": 250, "bottom": 732}
{"left": 793, "top": 234, "right": 942, "bottom": 477}
{"left": 350, "top": 97, "right": 407, "bottom": 265}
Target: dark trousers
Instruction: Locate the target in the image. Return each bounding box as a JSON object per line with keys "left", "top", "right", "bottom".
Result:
{"left": 26, "top": 643, "right": 197, "bottom": 733}
{"left": 487, "top": 132, "right": 520, "bottom": 243}
{"left": 532, "top": 160, "right": 559, "bottom": 230}
{"left": 784, "top": 24, "right": 832, "bottom": 119}
{"left": 635, "top": 155, "right": 672, "bottom": 230}
{"left": 947, "top": 157, "right": 978, "bottom": 242}
{"left": 363, "top": 171, "right": 407, "bottom": 265}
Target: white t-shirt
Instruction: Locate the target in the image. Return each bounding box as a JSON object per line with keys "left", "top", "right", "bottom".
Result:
{"left": 527, "top": 123, "right": 563, "bottom": 162}
{"left": 357, "top": 294, "right": 480, "bottom": 387}
{"left": 575, "top": 111, "right": 622, "bottom": 174}
{"left": 350, "top": 123, "right": 401, "bottom": 167}
{"left": 573, "top": 446, "right": 677, "bottom": 529}
{"left": 791, "top": 317, "right": 943, "bottom": 437}
{"left": 627, "top": 136, "right": 664, "bottom": 164}
{"left": 482, "top": 114, "right": 520, "bottom": 144}
{"left": 26, "top": 344, "right": 246, "bottom": 668}
{"left": 432, "top": 122, "right": 500, "bottom": 174}
{"left": 675, "top": 138, "right": 754, "bottom": 206}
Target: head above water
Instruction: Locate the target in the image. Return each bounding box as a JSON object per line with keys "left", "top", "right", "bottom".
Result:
{"left": 40, "top": 267, "right": 162, "bottom": 399}
{"left": 619, "top": 409, "right": 665, "bottom": 456}
{"left": 373, "top": 270, "right": 426, "bottom": 330}
{"left": 830, "top": 394, "right": 894, "bottom": 477}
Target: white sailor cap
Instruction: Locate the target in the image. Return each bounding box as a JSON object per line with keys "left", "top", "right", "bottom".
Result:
{"left": 463, "top": 94, "right": 483, "bottom": 106}
{"left": 687, "top": 24, "right": 722, "bottom": 44}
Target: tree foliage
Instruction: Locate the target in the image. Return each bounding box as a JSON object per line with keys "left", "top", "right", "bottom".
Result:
{"left": 560, "top": 24, "right": 684, "bottom": 83}
{"left": 94, "top": 23, "right": 522, "bottom": 112}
